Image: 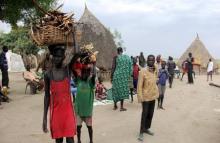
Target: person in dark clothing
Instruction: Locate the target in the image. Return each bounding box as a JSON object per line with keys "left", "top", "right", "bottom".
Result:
{"left": 0, "top": 46, "right": 9, "bottom": 88}
{"left": 167, "top": 56, "right": 176, "bottom": 88}
{"left": 139, "top": 52, "right": 146, "bottom": 68}
{"left": 187, "top": 53, "right": 194, "bottom": 84}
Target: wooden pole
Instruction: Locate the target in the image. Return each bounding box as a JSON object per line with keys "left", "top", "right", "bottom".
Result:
{"left": 32, "top": 0, "right": 49, "bottom": 15}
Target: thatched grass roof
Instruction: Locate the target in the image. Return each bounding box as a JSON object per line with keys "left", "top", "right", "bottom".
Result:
{"left": 77, "top": 5, "right": 117, "bottom": 70}
{"left": 178, "top": 34, "right": 217, "bottom": 68}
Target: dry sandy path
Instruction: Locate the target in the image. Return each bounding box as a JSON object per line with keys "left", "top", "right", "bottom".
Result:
{"left": 0, "top": 73, "right": 220, "bottom": 143}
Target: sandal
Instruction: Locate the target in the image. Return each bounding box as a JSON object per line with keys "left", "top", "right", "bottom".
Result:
{"left": 120, "top": 108, "right": 127, "bottom": 111}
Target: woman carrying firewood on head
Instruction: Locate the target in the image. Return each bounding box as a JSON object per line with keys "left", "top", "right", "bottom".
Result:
{"left": 31, "top": 0, "right": 79, "bottom": 142}
{"left": 42, "top": 44, "right": 76, "bottom": 143}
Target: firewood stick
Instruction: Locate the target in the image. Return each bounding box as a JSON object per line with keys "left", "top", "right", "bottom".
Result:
{"left": 64, "top": 13, "right": 74, "bottom": 20}
{"left": 209, "top": 83, "right": 220, "bottom": 88}
{"left": 55, "top": 4, "right": 64, "bottom": 11}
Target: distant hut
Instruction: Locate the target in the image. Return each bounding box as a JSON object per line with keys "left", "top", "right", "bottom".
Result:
{"left": 78, "top": 5, "right": 117, "bottom": 70}
{"left": 178, "top": 34, "right": 217, "bottom": 73}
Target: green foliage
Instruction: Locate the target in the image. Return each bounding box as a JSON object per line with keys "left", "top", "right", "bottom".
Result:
{"left": 0, "top": 27, "right": 41, "bottom": 55}
{"left": 0, "top": 0, "right": 57, "bottom": 55}
{"left": 0, "top": 0, "right": 57, "bottom": 28}
{"left": 111, "top": 29, "right": 126, "bottom": 51}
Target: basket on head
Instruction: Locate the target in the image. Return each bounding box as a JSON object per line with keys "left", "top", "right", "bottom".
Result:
{"left": 30, "top": 25, "right": 73, "bottom": 46}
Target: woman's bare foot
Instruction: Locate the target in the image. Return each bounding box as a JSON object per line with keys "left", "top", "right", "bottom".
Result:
{"left": 113, "top": 106, "right": 118, "bottom": 110}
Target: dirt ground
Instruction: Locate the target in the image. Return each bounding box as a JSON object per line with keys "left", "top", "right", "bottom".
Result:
{"left": 0, "top": 73, "right": 220, "bottom": 143}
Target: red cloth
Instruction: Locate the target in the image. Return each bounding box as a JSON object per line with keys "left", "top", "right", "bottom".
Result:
{"left": 182, "top": 62, "right": 188, "bottom": 73}
{"left": 50, "top": 78, "right": 76, "bottom": 139}
{"left": 133, "top": 64, "right": 139, "bottom": 80}
{"left": 72, "top": 62, "right": 82, "bottom": 72}
{"left": 72, "top": 62, "right": 82, "bottom": 77}
{"left": 72, "top": 62, "right": 91, "bottom": 77}
{"left": 95, "top": 83, "right": 106, "bottom": 99}
{"left": 73, "top": 62, "right": 82, "bottom": 70}
{"left": 96, "top": 83, "right": 104, "bottom": 95}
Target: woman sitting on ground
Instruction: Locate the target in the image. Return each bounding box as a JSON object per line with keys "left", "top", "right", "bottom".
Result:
{"left": 23, "top": 65, "right": 44, "bottom": 92}
{"left": 24, "top": 65, "right": 41, "bottom": 81}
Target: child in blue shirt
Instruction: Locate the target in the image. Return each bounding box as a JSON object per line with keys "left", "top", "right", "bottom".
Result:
{"left": 157, "top": 61, "right": 170, "bottom": 110}
{"left": 70, "top": 79, "right": 77, "bottom": 102}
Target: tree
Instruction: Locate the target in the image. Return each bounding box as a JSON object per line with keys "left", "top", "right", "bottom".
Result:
{"left": 0, "top": 27, "right": 41, "bottom": 55}
{"left": 0, "top": 0, "right": 57, "bottom": 55}
{"left": 0, "top": 0, "right": 57, "bottom": 29}
{"left": 111, "top": 29, "right": 126, "bottom": 51}
{"left": 0, "top": 30, "right": 3, "bottom": 36}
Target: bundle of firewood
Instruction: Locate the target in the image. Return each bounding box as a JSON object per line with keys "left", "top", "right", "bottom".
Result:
{"left": 30, "top": 0, "right": 76, "bottom": 46}
{"left": 39, "top": 10, "right": 74, "bottom": 34}
{"left": 80, "top": 43, "right": 99, "bottom": 63}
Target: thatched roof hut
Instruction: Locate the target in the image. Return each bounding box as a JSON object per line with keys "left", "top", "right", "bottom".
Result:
{"left": 77, "top": 5, "right": 117, "bottom": 70}
{"left": 178, "top": 34, "right": 217, "bottom": 69}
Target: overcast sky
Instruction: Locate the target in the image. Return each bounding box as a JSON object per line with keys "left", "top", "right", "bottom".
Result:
{"left": 1, "top": 0, "right": 220, "bottom": 58}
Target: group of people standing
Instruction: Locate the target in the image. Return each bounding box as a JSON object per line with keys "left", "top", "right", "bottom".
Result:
{"left": 180, "top": 52, "right": 215, "bottom": 83}
{"left": 42, "top": 47, "right": 174, "bottom": 142}
{"left": 110, "top": 49, "right": 178, "bottom": 142}
{"left": 110, "top": 50, "right": 215, "bottom": 142}
{"left": 1, "top": 42, "right": 216, "bottom": 143}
